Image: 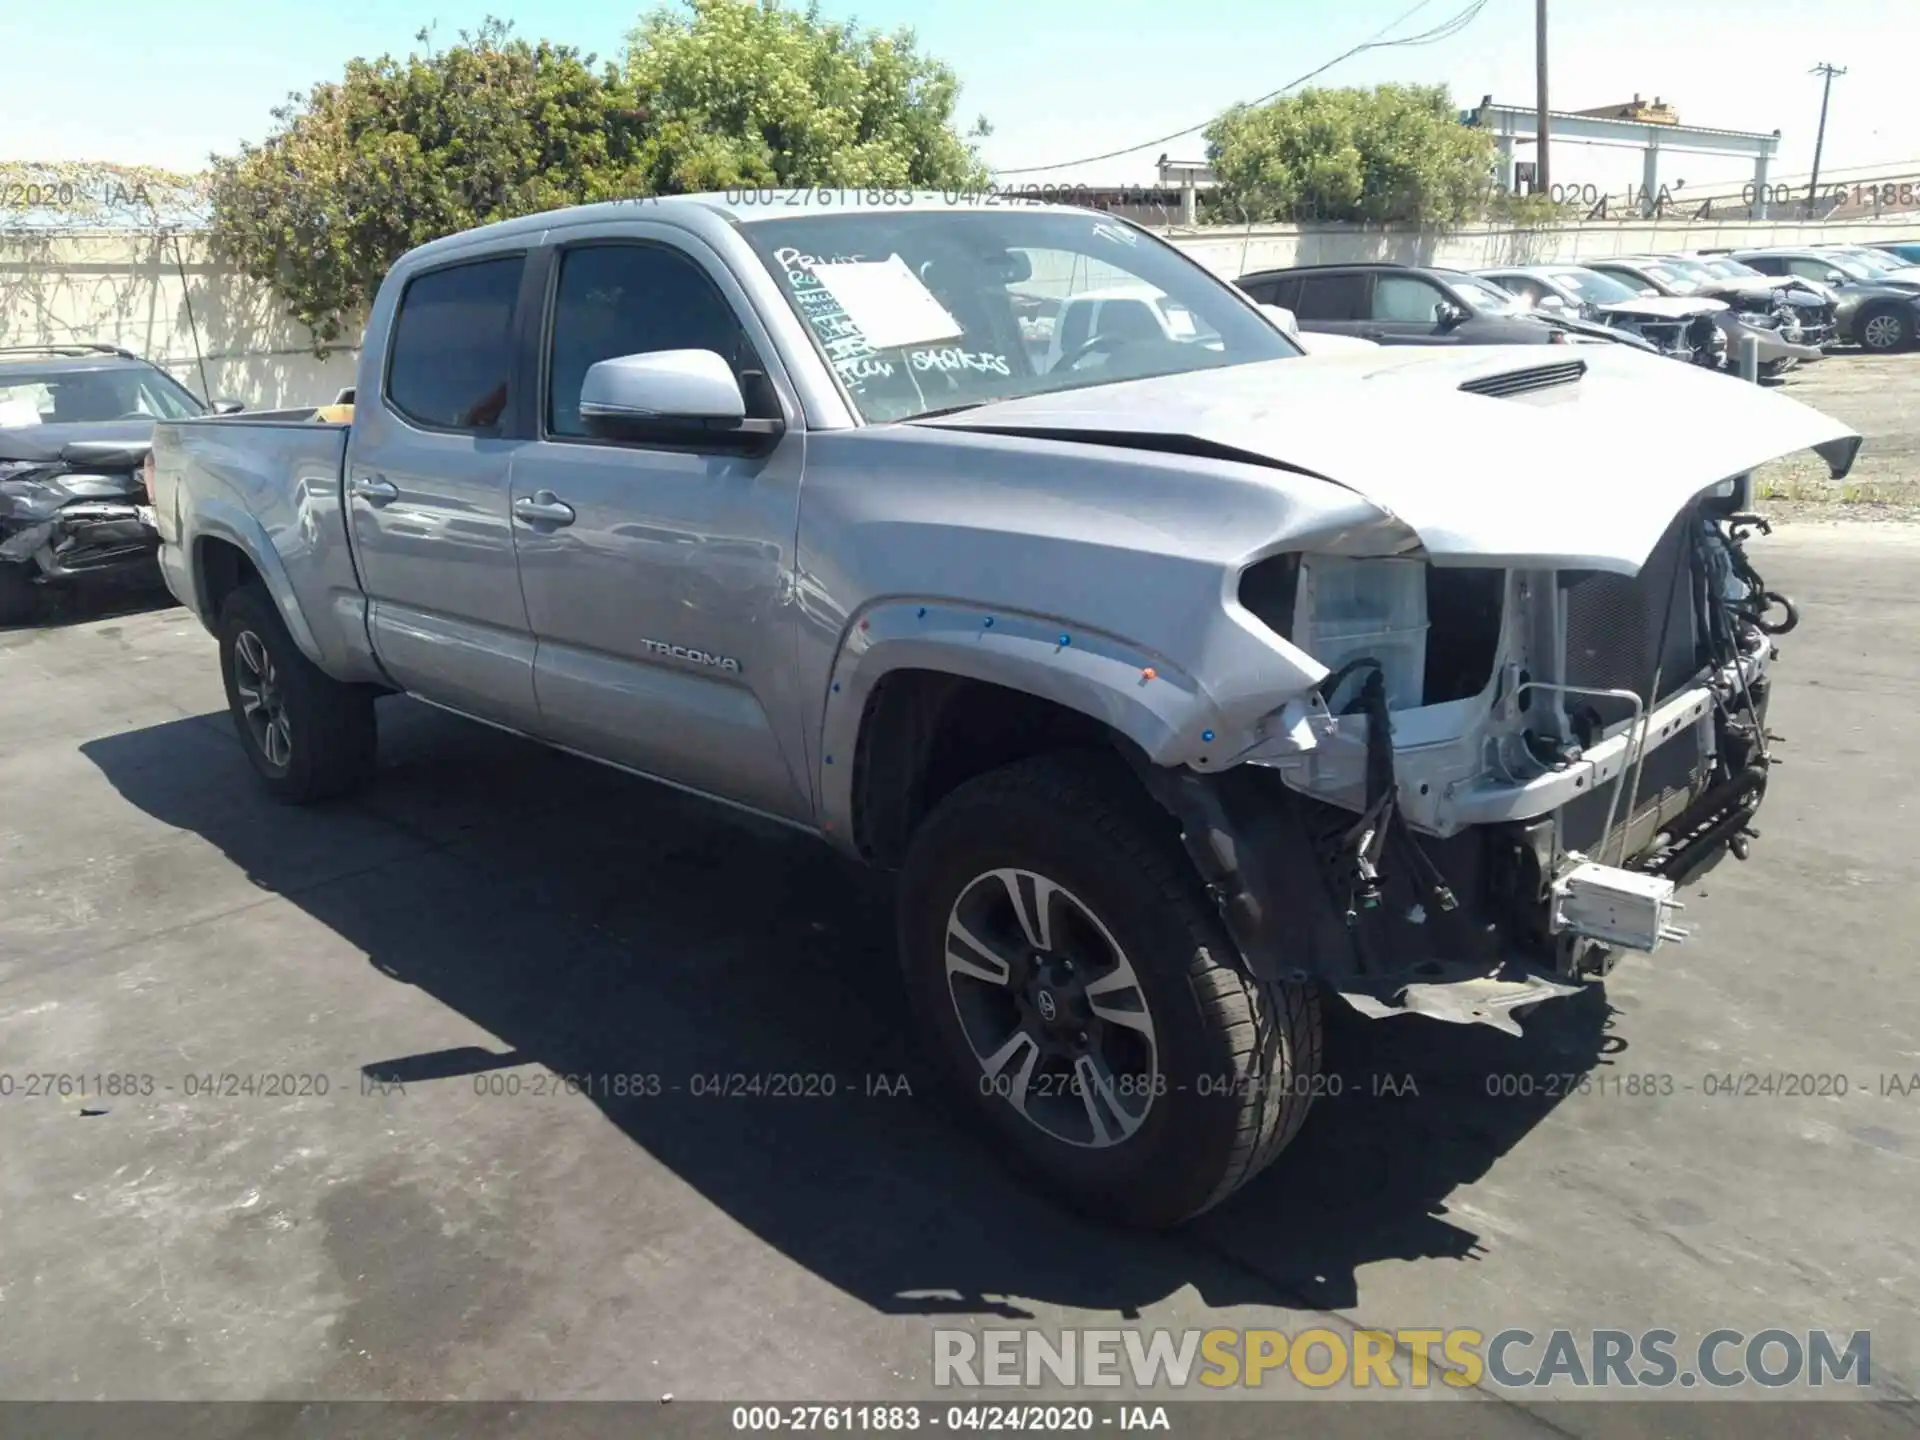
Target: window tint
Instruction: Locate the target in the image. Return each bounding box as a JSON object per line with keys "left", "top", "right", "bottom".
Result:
{"left": 1265, "top": 276, "right": 1303, "bottom": 310}
{"left": 1373, "top": 274, "right": 1447, "bottom": 323}
{"left": 1293, "top": 273, "right": 1368, "bottom": 321}
{"left": 547, "top": 244, "right": 757, "bottom": 438}
{"left": 1787, "top": 257, "right": 1839, "bottom": 281}
{"left": 387, "top": 256, "right": 524, "bottom": 432}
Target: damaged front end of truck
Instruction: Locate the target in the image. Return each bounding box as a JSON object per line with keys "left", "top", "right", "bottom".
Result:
{"left": 1093, "top": 353, "right": 1860, "bottom": 1034}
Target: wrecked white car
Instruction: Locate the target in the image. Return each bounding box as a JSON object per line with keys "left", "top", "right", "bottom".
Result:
{"left": 150, "top": 195, "right": 1862, "bottom": 1228}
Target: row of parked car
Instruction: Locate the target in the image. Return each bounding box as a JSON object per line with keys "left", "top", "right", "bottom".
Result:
{"left": 1233, "top": 241, "right": 1920, "bottom": 374}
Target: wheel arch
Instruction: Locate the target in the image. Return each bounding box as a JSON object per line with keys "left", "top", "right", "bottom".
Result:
{"left": 188, "top": 502, "right": 325, "bottom": 666}
{"left": 822, "top": 601, "right": 1219, "bottom": 867}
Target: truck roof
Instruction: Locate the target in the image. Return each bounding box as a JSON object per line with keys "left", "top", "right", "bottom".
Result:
{"left": 398, "top": 189, "right": 1101, "bottom": 268}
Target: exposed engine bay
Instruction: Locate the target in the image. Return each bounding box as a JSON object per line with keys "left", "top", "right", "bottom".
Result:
{"left": 1149, "top": 487, "right": 1795, "bottom": 1035}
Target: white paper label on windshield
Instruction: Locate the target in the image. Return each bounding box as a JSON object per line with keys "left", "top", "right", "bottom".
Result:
{"left": 0, "top": 400, "right": 40, "bottom": 427}
{"left": 809, "top": 255, "right": 964, "bottom": 351}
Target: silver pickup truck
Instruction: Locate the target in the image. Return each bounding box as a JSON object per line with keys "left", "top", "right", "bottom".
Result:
{"left": 150, "top": 194, "right": 1861, "bottom": 1229}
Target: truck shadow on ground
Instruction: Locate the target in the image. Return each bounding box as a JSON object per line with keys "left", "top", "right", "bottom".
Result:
{"left": 82, "top": 698, "right": 1615, "bottom": 1321}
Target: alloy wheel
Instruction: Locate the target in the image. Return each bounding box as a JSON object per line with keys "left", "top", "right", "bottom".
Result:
{"left": 233, "top": 629, "right": 292, "bottom": 768}
{"left": 1862, "top": 313, "right": 1905, "bottom": 351}
{"left": 944, "top": 867, "right": 1160, "bottom": 1148}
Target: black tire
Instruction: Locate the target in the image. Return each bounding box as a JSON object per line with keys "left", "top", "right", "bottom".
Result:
{"left": 1858, "top": 304, "right": 1912, "bottom": 353}
{"left": 217, "top": 582, "right": 377, "bottom": 802}
{"left": 0, "top": 562, "right": 37, "bottom": 627}
{"left": 897, "top": 750, "right": 1322, "bottom": 1230}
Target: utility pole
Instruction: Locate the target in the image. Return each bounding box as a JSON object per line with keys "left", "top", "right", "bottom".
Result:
{"left": 1807, "top": 63, "right": 1846, "bottom": 218}
{"left": 1534, "top": 0, "right": 1551, "bottom": 195}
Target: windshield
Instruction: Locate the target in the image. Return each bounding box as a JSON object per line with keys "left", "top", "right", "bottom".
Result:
{"left": 738, "top": 208, "right": 1301, "bottom": 422}
{"left": 1436, "top": 271, "right": 1524, "bottom": 314}
{"left": 1834, "top": 248, "right": 1904, "bottom": 276}
{"left": 1696, "top": 257, "right": 1761, "bottom": 279}
{"left": 1811, "top": 253, "right": 1877, "bottom": 282}
{"left": 1632, "top": 262, "right": 1698, "bottom": 293}
{"left": 1548, "top": 268, "right": 1644, "bottom": 305}
{"left": 0, "top": 363, "right": 205, "bottom": 428}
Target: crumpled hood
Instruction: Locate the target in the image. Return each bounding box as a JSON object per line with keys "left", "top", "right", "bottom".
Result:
{"left": 920, "top": 346, "right": 1862, "bottom": 575}
{"left": 1592, "top": 294, "right": 1725, "bottom": 320}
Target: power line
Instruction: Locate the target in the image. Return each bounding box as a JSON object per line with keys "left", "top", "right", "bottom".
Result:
{"left": 991, "top": 0, "right": 1490, "bottom": 177}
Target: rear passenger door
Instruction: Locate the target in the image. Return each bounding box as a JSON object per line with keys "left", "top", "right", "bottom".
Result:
{"left": 347, "top": 251, "right": 542, "bottom": 729}
{"left": 1291, "top": 272, "right": 1371, "bottom": 338}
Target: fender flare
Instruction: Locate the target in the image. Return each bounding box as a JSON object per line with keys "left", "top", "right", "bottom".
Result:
{"left": 186, "top": 498, "right": 327, "bottom": 667}
{"left": 814, "top": 598, "right": 1233, "bottom": 845}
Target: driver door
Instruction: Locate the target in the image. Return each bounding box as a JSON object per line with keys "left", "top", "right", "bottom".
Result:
{"left": 1369, "top": 274, "right": 1463, "bottom": 344}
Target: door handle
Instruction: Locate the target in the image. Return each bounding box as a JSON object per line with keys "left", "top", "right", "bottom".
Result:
{"left": 513, "top": 492, "right": 576, "bottom": 527}
{"left": 349, "top": 474, "right": 399, "bottom": 504}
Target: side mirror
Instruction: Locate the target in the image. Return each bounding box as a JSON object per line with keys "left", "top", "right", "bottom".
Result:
{"left": 1537, "top": 294, "right": 1569, "bottom": 311}
{"left": 1258, "top": 303, "right": 1301, "bottom": 337}
{"left": 211, "top": 399, "right": 245, "bottom": 415}
{"left": 1825, "top": 270, "right": 1846, "bottom": 286}
{"left": 579, "top": 350, "right": 783, "bottom": 447}
{"left": 1435, "top": 302, "right": 1468, "bottom": 328}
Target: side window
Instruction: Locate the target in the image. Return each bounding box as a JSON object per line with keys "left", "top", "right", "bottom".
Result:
{"left": 1500, "top": 277, "right": 1548, "bottom": 306}
{"left": 1265, "top": 276, "right": 1303, "bottom": 311}
{"left": 1786, "top": 258, "right": 1832, "bottom": 282}
{"left": 1742, "top": 256, "right": 1784, "bottom": 276}
{"left": 547, "top": 243, "right": 759, "bottom": 439}
{"left": 1238, "top": 278, "right": 1278, "bottom": 304}
{"left": 386, "top": 255, "right": 525, "bottom": 433}
{"left": 1373, "top": 274, "right": 1448, "bottom": 323}
{"left": 1294, "top": 273, "right": 1369, "bottom": 321}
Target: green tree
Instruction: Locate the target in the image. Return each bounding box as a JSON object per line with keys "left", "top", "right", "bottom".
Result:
{"left": 208, "top": 19, "right": 647, "bottom": 345}
{"left": 207, "top": 3, "right": 987, "bottom": 347}
{"left": 624, "top": 0, "right": 989, "bottom": 193}
{"left": 1205, "top": 84, "right": 1495, "bottom": 227}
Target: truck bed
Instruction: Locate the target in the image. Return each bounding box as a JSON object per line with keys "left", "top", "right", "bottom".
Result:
{"left": 150, "top": 412, "right": 381, "bottom": 682}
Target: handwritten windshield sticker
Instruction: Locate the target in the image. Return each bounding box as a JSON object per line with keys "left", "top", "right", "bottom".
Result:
{"left": 908, "top": 348, "right": 1012, "bottom": 377}
{"left": 810, "top": 255, "right": 965, "bottom": 351}
{"left": 837, "top": 357, "right": 896, "bottom": 384}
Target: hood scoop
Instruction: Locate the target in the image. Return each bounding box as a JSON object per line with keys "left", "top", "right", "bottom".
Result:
{"left": 1459, "top": 358, "right": 1587, "bottom": 399}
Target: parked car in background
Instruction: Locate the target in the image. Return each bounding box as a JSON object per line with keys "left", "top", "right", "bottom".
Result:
{"left": 0, "top": 344, "right": 240, "bottom": 623}
{"left": 1729, "top": 248, "right": 1920, "bottom": 352}
{"left": 1870, "top": 241, "right": 1920, "bottom": 266}
{"left": 1477, "top": 264, "right": 1726, "bottom": 365}
{"left": 1256, "top": 304, "right": 1382, "bottom": 353}
{"left": 1580, "top": 256, "right": 1829, "bottom": 375}
{"left": 150, "top": 193, "right": 1862, "bottom": 1228}
{"left": 1234, "top": 263, "right": 1611, "bottom": 347}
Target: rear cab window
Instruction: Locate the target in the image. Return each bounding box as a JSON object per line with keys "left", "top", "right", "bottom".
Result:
{"left": 385, "top": 255, "right": 526, "bottom": 433}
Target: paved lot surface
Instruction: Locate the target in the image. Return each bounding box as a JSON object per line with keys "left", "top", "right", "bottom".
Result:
{"left": 1754, "top": 349, "right": 1920, "bottom": 521}
{"left": 3, "top": 528, "right": 1919, "bottom": 1432}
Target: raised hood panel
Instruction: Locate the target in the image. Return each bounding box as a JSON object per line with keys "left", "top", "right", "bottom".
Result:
{"left": 920, "top": 347, "right": 1861, "bottom": 575}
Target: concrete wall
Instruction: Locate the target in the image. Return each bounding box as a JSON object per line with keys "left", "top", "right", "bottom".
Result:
{"left": 0, "top": 232, "right": 358, "bottom": 409}
{"left": 8, "top": 215, "right": 1920, "bottom": 411}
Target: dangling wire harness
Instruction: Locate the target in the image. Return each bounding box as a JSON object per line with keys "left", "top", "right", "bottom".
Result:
{"left": 1312, "top": 657, "right": 1460, "bottom": 931}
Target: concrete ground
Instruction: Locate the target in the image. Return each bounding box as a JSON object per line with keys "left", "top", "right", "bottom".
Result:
{"left": 4, "top": 528, "right": 1920, "bottom": 1426}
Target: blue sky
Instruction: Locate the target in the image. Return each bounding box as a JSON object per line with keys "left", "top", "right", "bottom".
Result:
{"left": 1, "top": 0, "right": 1908, "bottom": 200}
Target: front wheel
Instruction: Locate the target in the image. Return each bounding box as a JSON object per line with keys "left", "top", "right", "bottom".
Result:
{"left": 897, "top": 752, "right": 1322, "bottom": 1229}
{"left": 217, "top": 582, "right": 377, "bottom": 802}
{"left": 1859, "top": 305, "right": 1913, "bottom": 353}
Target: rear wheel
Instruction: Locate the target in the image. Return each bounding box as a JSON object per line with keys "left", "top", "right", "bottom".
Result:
{"left": 897, "top": 751, "right": 1322, "bottom": 1229}
{"left": 1859, "top": 305, "right": 1912, "bottom": 353}
{"left": 217, "top": 582, "right": 377, "bottom": 802}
